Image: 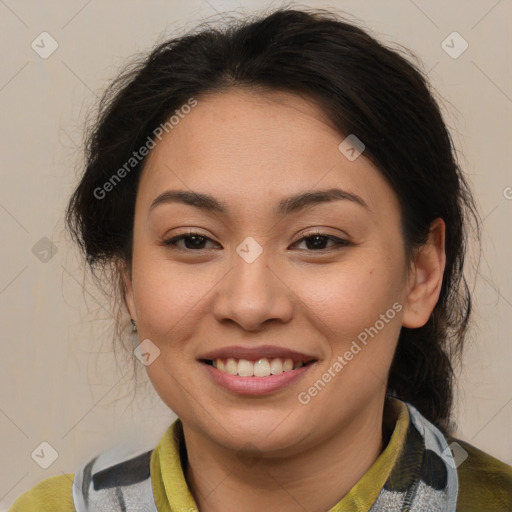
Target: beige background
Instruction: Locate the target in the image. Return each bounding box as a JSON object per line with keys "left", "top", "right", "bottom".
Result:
{"left": 1, "top": 0, "right": 511, "bottom": 508}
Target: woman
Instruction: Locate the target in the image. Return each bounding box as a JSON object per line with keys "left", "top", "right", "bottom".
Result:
{"left": 11, "top": 7, "right": 512, "bottom": 512}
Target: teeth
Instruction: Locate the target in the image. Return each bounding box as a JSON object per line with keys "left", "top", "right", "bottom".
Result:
{"left": 225, "top": 357, "right": 238, "bottom": 375}
{"left": 254, "top": 358, "right": 271, "bottom": 377}
{"left": 212, "top": 357, "right": 306, "bottom": 377}
{"left": 237, "top": 359, "right": 254, "bottom": 377}
{"left": 270, "top": 358, "right": 283, "bottom": 374}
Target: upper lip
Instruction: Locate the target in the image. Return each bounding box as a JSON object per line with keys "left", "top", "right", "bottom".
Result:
{"left": 198, "top": 345, "right": 317, "bottom": 364}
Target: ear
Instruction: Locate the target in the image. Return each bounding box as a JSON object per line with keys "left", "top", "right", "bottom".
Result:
{"left": 120, "top": 262, "right": 137, "bottom": 321}
{"left": 402, "top": 218, "right": 446, "bottom": 328}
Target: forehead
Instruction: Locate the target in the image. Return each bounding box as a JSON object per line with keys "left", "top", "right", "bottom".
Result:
{"left": 137, "top": 88, "right": 397, "bottom": 217}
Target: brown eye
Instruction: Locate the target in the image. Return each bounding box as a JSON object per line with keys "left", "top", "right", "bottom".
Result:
{"left": 162, "top": 232, "right": 218, "bottom": 250}
{"left": 292, "top": 232, "right": 349, "bottom": 251}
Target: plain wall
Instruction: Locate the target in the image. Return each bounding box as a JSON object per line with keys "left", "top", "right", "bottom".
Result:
{"left": 1, "top": 0, "right": 511, "bottom": 508}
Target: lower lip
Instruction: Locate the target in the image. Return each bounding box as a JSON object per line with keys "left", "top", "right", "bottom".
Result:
{"left": 201, "top": 362, "right": 314, "bottom": 396}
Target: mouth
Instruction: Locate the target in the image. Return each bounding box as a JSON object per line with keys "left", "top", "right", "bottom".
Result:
{"left": 197, "top": 345, "right": 318, "bottom": 395}
{"left": 200, "top": 357, "right": 316, "bottom": 377}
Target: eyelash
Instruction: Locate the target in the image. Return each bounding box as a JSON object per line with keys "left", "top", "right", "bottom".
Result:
{"left": 161, "top": 230, "right": 349, "bottom": 252}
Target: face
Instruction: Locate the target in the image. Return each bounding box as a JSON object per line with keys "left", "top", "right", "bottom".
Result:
{"left": 124, "top": 88, "right": 434, "bottom": 455}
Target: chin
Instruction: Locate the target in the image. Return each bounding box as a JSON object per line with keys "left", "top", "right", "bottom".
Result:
{"left": 203, "top": 408, "right": 313, "bottom": 453}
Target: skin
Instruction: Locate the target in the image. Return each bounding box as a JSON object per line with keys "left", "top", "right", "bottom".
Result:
{"left": 124, "top": 88, "right": 446, "bottom": 512}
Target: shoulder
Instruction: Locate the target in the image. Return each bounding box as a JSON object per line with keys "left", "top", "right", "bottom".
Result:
{"left": 9, "top": 473, "right": 75, "bottom": 511}
{"left": 450, "top": 438, "right": 512, "bottom": 511}
{"left": 10, "top": 447, "right": 156, "bottom": 512}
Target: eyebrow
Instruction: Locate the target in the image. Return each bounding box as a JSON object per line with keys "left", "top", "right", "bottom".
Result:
{"left": 148, "top": 188, "right": 368, "bottom": 216}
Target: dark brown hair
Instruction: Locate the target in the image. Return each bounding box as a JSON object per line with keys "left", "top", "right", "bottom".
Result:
{"left": 66, "top": 7, "right": 478, "bottom": 431}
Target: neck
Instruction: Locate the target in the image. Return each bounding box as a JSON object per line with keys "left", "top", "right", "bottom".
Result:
{"left": 182, "top": 396, "right": 394, "bottom": 512}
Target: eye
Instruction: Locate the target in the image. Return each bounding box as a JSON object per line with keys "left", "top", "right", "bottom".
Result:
{"left": 291, "top": 231, "right": 349, "bottom": 251}
{"left": 162, "top": 231, "right": 219, "bottom": 251}
{"left": 161, "top": 230, "right": 349, "bottom": 252}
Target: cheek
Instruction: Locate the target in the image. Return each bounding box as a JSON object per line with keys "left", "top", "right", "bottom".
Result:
{"left": 292, "top": 249, "right": 406, "bottom": 402}
{"left": 293, "top": 262, "right": 404, "bottom": 409}
{"left": 131, "top": 249, "right": 215, "bottom": 341}
{"left": 292, "top": 250, "right": 405, "bottom": 336}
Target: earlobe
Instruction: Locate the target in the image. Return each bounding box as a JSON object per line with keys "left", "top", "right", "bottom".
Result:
{"left": 402, "top": 218, "right": 446, "bottom": 328}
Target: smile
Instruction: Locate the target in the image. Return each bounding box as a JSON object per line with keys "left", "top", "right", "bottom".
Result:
{"left": 198, "top": 345, "right": 317, "bottom": 395}
{"left": 203, "top": 357, "right": 313, "bottom": 377}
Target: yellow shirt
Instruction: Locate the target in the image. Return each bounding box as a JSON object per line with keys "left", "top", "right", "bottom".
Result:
{"left": 9, "top": 399, "right": 512, "bottom": 511}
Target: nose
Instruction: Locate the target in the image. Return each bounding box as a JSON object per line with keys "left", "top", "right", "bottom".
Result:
{"left": 211, "top": 250, "right": 294, "bottom": 331}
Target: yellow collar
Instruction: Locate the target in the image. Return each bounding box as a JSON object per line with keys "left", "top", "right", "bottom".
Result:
{"left": 150, "top": 398, "right": 409, "bottom": 512}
